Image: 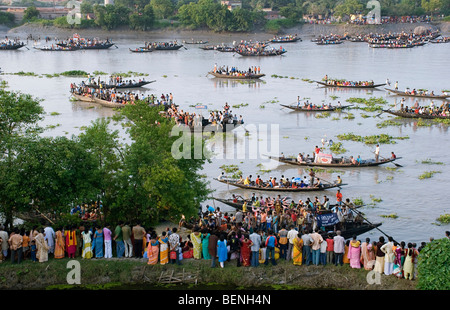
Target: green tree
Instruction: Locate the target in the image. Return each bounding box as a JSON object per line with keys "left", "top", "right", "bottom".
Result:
{"left": 129, "top": 3, "right": 156, "bottom": 30}
{"left": 22, "top": 6, "right": 40, "bottom": 22}
{"left": 150, "top": 0, "right": 175, "bottom": 19}
{"left": 334, "top": 0, "right": 364, "bottom": 17}
{"left": 110, "top": 101, "right": 211, "bottom": 226}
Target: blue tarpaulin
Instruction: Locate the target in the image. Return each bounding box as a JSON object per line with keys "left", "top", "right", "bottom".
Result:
{"left": 317, "top": 213, "right": 340, "bottom": 226}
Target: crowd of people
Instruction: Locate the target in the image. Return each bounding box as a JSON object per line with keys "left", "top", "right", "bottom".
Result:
{"left": 1, "top": 212, "right": 448, "bottom": 282}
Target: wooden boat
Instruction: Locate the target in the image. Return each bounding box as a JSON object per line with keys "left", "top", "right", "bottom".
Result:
{"left": 382, "top": 109, "right": 450, "bottom": 120}
{"left": 266, "top": 155, "right": 401, "bottom": 168}
{"left": 430, "top": 37, "right": 449, "bottom": 43}
{"left": 236, "top": 49, "right": 286, "bottom": 56}
{"left": 331, "top": 222, "right": 383, "bottom": 240}
{"left": 0, "top": 42, "right": 26, "bottom": 50}
{"left": 86, "top": 80, "right": 155, "bottom": 89}
{"left": 384, "top": 88, "right": 449, "bottom": 99}
{"left": 280, "top": 104, "right": 351, "bottom": 112}
{"left": 129, "top": 47, "right": 153, "bottom": 53}
{"left": 93, "top": 97, "right": 129, "bottom": 108}
{"left": 316, "top": 81, "right": 386, "bottom": 89}
{"left": 316, "top": 40, "right": 343, "bottom": 45}
{"left": 208, "top": 71, "right": 265, "bottom": 79}
{"left": 152, "top": 44, "right": 183, "bottom": 50}
{"left": 58, "top": 42, "right": 115, "bottom": 50}
{"left": 214, "top": 178, "right": 345, "bottom": 192}
{"left": 270, "top": 36, "right": 301, "bottom": 43}
{"left": 183, "top": 40, "right": 208, "bottom": 44}
{"left": 72, "top": 93, "right": 95, "bottom": 103}
{"left": 215, "top": 46, "right": 235, "bottom": 52}
{"left": 34, "top": 46, "right": 79, "bottom": 51}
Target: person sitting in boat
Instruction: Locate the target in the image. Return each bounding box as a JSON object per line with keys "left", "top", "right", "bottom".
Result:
{"left": 391, "top": 152, "right": 396, "bottom": 159}
{"left": 297, "top": 153, "right": 304, "bottom": 163}
{"left": 313, "top": 178, "right": 322, "bottom": 188}
{"left": 350, "top": 156, "right": 357, "bottom": 165}
{"left": 335, "top": 176, "right": 343, "bottom": 185}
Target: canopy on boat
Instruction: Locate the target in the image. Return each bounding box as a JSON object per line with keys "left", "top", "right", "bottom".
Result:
{"left": 316, "top": 152, "right": 333, "bottom": 164}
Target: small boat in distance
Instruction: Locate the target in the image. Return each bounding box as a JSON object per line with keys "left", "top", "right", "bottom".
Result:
{"left": 214, "top": 178, "right": 345, "bottom": 192}
{"left": 316, "top": 78, "right": 386, "bottom": 89}
{"left": 280, "top": 103, "right": 351, "bottom": 112}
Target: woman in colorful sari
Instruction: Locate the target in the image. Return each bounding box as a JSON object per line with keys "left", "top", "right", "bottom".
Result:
{"left": 201, "top": 229, "right": 211, "bottom": 260}
{"left": 81, "top": 227, "right": 93, "bottom": 259}
{"left": 191, "top": 227, "right": 202, "bottom": 259}
{"left": 360, "top": 239, "right": 375, "bottom": 270}
{"left": 403, "top": 243, "right": 416, "bottom": 280}
{"left": 343, "top": 240, "right": 350, "bottom": 264}
{"left": 240, "top": 234, "right": 252, "bottom": 267}
{"left": 347, "top": 235, "right": 361, "bottom": 269}
{"left": 93, "top": 227, "right": 104, "bottom": 258}
{"left": 147, "top": 234, "right": 160, "bottom": 265}
{"left": 158, "top": 232, "right": 169, "bottom": 265}
{"left": 217, "top": 233, "right": 228, "bottom": 268}
{"left": 35, "top": 230, "right": 49, "bottom": 263}
{"left": 54, "top": 228, "right": 65, "bottom": 259}
{"left": 292, "top": 235, "right": 303, "bottom": 266}
{"left": 65, "top": 226, "right": 77, "bottom": 258}
{"left": 393, "top": 241, "right": 406, "bottom": 278}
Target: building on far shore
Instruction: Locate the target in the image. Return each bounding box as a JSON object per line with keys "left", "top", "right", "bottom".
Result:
{"left": 0, "top": 6, "right": 70, "bottom": 23}
{"left": 220, "top": 0, "right": 241, "bottom": 11}
{"left": 262, "top": 8, "right": 283, "bottom": 20}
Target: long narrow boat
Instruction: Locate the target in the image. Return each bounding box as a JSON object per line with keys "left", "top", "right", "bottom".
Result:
{"left": 93, "top": 97, "right": 129, "bottom": 108}
{"left": 235, "top": 49, "right": 286, "bottom": 56}
{"left": 71, "top": 93, "right": 95, "bottom": 103}
{"left": 152, "top": 44, "right": 183, "bottom": 50}
{"left": 183, "top": 40, "right": 208, "bottom": 44}
{"left": 270, "top": 36, "right": 301, "bottom": 43}
{"left": 382, "top": 109, "right": 450, "bottom": 120}
{"left": 130, "top": 47, "right": 153, "bottom": 53}
{"left": 336, "top": 222, "right": 382, "bottom": 240}
{"left": 214, "top": 178, "right": 345, "bottom": 192}
{"left": 384, "top": 88, "right": 449, "bottom": 99}
{"left": 316, "top": 81, "right": 386, "bottom": 88}
{"left": 34, "top": 46, "right": 80, "bottom": 51}
{"left": 266, "top": 155, "right": 401, "bottom": 168}
{"left": 280, "top": 104, "right": 351, "bottom": 112}
{"left": 86, "top": 80, "right": 155, "bottom": 89}
{"left": 208, "top": 71, "right": 265, "bottom": 79}
{"left": 0, "top": 42, "right": 26, "bottom": 50}
{"left": 316, "top": 40, "right": 343, "bottom": 45}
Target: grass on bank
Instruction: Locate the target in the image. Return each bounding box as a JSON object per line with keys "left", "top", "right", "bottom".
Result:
{"left": 0, "top": 256, "right": 417, "bottom": 290}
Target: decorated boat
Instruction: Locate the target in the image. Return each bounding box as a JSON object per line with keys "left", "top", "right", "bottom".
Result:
{"left": 384, "top": 88, "right": 449, "bottom": 99}
{"left": 214, "top": 178, "right": 345, "bottom": 192}
{"left": 208, "top": 71, "right": 265, "bottom": 79}
{"left": 280, "top": 104, "right": 351, "bottom": 112}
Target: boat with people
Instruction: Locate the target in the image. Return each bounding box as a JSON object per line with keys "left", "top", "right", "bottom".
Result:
{"left": 71, "top": 93, "right": 95, "bottom": 103}
{"left": 144, "top": 41, "right": 184, "bottom": 50}
{"left": 235, "top": 48, "right": 286, "bottom": 56}
{"left": 382, "top": 109, "right": 450, "bottom": 120}
{"left": 55, "top": 33, "right": 115, "bottom": 50}
{"left": 270, "top": 34, "right": 301, "bottom": 43}
{"left": 266, "top": 153, "right": 401, "bottom": 168}
{"left": 384, "top": 88, "right": 449, "bottom": 99}
{"left": 0, "top": 41, "right": 26, "bottom": 50}
{"left": 129, "top": 47, "right": 153, "bottom": 53}
{"left": 316, "top": 40, "right": 343, "bottom": 45}
{"left": 208, "top": 65, "right": 264, "bottom": 80}
{"left": 183, "top": 39, "right": 208, "bottom": 44}
{"left": 316, "top": 77, "right": 385, "bottom": 88}
{"left": 85, "top": 80, "right": 155, "bottom": 89}
{"left": 34, "top": 45, "right": 79, "bottom": 51}
{"left": 214, "top": 177, "right": 345, "bottom": 192}
{"left": 280, "top": 103, "right": 351, "bottom": 112}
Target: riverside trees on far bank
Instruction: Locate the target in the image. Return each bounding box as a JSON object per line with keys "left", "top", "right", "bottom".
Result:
{"left": 0, "top": 88, "right": 211, "bottom": 230}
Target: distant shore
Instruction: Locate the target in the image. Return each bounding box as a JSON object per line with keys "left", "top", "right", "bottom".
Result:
{"left": 2, "top": 21, "right": 449, "bottom": 42}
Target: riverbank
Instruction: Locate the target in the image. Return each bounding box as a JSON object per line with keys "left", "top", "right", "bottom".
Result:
{"left": 0, "top": 256, "right": 417, "bottom": 290}
{"left": 3, "top": 21, "right": 449, "bottom": 41}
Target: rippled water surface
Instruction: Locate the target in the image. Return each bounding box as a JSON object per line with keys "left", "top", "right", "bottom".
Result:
{"left": 1, "top": 32, "right": 449, "bottom": 244}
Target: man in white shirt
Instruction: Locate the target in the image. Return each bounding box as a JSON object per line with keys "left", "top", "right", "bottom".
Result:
{"left": 333, "top": 230, "right": 346, "bottom": 266}
{"left": 286, "top": 225, "right": 298, "bottom": 261}
{"left": 375, "top": 144, "right": 380, "bottom": 162}
{"left": 249, "top": 229, "right": 262, "bottom": 267}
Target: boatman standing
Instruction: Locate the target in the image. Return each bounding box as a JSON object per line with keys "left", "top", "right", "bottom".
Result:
{"left": 375, "top": 144, "right": 380, "bottom": 162}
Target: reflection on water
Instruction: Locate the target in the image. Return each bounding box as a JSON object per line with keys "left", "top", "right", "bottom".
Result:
{"left": 211, "top": 78, "right": 265, "bottom": 89}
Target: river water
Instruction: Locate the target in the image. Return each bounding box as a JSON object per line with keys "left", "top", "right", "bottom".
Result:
{"left": 1, "top": 31, "right": 449, "bottom": 244}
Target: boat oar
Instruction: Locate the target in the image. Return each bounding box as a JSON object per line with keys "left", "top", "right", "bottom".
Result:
{"left": 349, "top": 205, "right": 398, "bottom": 244}
{"left": 372, "top": 151, "right": 403, "bottom": 167}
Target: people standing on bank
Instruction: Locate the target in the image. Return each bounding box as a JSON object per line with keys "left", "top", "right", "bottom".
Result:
{"left": 381, "top": 236, "right": 395, "bottom": 275}
{"left": 93, "top": 227, "right": 104, "bottom": 258}
{"left": 169, "top": 227, "right": 181, "bottom": 265}
{"left": 333, "top": 230, "right": 345, "bottom": 266}
{"left": 122, "top": 222, "right": 133, "bottom": 258}
{"left": 114, "top": 222, "right": 125, "bottom": 259}
{"left": 132, "top": 222, "right": 146, "bottom": 259}
{"left": 103, "top": 224, "right": 113, "bottom": 259}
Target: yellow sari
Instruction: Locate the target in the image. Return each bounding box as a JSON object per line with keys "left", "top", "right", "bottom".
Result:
{"left": 292, "top": 236, "right": 303, "bottom": 265}
{"left": 158, "top": 237, "right": 169, "bottom": 265}
{"left": 191, "top": 232, "right": 202, "bottom": 259}
{"left": 54, "top": 230, "right": 65, "bottom": 259}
